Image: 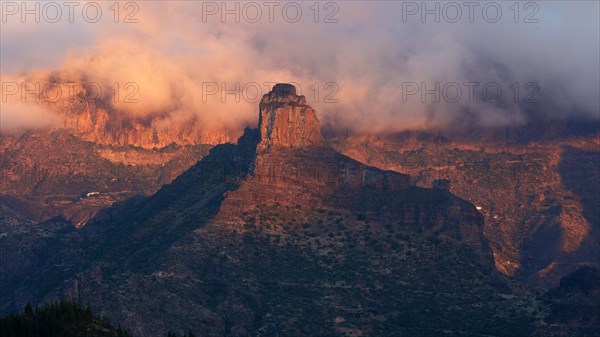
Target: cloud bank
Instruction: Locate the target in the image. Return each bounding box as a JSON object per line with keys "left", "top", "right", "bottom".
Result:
{"left": 1, "top": 1, "right": 598, "bottom": 135}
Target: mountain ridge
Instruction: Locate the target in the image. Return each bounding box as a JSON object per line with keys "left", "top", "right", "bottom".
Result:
{"left": 1, "top": 84, "right": 597, "bottom": 336}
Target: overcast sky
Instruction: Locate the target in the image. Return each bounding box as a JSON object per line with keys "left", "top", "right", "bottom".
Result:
{"left": 1, "top": 1, "right": 598, "bottom": 133}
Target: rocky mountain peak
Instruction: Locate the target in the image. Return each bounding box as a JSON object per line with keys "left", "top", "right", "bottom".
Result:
{"left": 258, "top": 83, "right": 322, "bottom": 151}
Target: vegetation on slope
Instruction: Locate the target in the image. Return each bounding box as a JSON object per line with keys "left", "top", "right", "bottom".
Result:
{"left": 0, "top": 301, "right": 200, "bottom": 337}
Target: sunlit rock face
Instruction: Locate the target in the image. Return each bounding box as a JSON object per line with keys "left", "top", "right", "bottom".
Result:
{"left": 59, "top": 100, "right": 234, "bottom": 148}
{"left": 257, "top": 83, "right": 323, "bottom": 151}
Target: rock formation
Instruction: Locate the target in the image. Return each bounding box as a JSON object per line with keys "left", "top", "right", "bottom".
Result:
{"left": 257, "top": 83, "right": 322, "bottom": 151}
{"left": 248, "top": 84, "right": 412, "bottom": 206}
{"left": 59, "top": 100, "right": 234, "bottom": 148}
{"left": 218, "top": 84, "right": 489, "bottom": 254}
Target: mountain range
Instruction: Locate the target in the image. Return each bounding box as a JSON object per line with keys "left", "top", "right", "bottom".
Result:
{"left": 0, "top": 83, "right": 598, "bottom": 336}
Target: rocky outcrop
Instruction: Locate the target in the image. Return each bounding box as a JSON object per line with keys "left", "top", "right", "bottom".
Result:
{"left": 257, "top": 83, "right": 322, "bottom": 151}
{"left": 221, "top": 84, "right": 487, "bottom": 253}
{"left": 250, "top": 84, "right": 410, "bottom": 207}
{"left": 59, "top": 100, "right": 234, "bottom": 148}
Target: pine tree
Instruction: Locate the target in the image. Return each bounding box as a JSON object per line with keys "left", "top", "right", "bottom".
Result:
{"left": 23, "top": 303, "right": 33, "bottom": 317}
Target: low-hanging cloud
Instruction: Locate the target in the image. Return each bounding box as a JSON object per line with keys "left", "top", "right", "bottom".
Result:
{"left": 1, "top": 1, "right": 598, "bottom": 135}
{"left": 0, "top": 101, "right": 60, "bottom": 131}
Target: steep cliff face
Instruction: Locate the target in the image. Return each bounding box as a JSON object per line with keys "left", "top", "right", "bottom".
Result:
{"left": 253, "top": 84, "right": 407, "bottom": 193}
{"left": 257, "top": 83, "right": 323, "bottom": 151}
{"left": 59, "top": 99, "right": 234, "bottom": 148}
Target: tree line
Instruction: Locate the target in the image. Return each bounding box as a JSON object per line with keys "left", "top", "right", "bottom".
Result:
{"left": 0, "top": 301, "right": 195, "bottom": 337}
